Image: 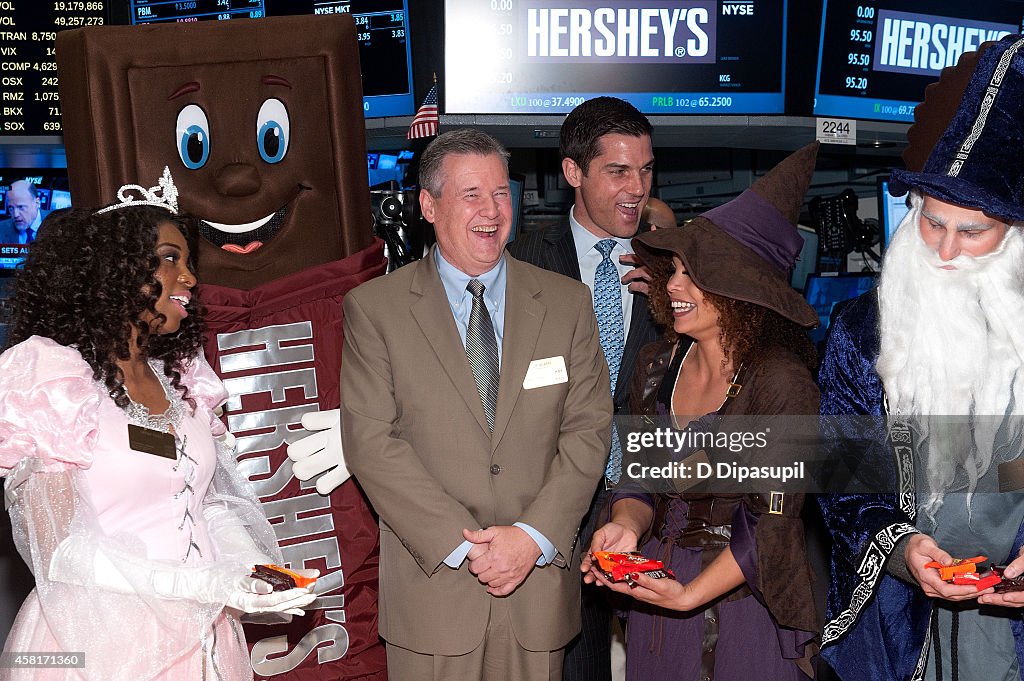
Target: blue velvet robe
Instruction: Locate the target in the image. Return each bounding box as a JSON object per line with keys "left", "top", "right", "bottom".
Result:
{"left": 817, "top": 291, "right": 1024, "bottom": 681}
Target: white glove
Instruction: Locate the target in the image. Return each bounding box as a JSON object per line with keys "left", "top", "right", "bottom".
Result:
{"left": 216, "top": 571, "right": 319, "bottom": 616}
{"left": 50, "top": 536, "right": 319, "bottom": 616}
{"left": 149, "top": 564, "right": 318, "bottom": 616}
{"left": 286, "top": 409, "right": 350, "bottom": 495}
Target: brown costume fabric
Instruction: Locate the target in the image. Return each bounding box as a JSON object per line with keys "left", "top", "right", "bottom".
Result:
{"left": 55, "top": 14, "right": 373, "bottom": 289}
{"left": 629, "top": 339, "right": 821, "bottom": 677}
{"left": 901, "top": 43, "right": 993, "bottom": 173}
{"left": 749, "top": 143, "right": 818, "bottom": 227}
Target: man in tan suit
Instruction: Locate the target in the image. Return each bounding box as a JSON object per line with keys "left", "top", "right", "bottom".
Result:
{"left": 341, "top": 129, "right": 613, "bottom": 680}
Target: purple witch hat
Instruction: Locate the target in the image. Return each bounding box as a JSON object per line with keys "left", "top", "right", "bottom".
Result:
{"left": 632, "top": 142, "right": 820, "bottom": 328}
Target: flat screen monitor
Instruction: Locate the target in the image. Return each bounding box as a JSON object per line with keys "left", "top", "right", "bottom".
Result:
{"left": 368, "top": 150, "right": 416, "bottom": 189}
{"left": 804, "top": 272, "right": 877, "bottom": 345}
{"left": 813, "top": 0, "right": 1024, "bottom": 122}
{"left": 0, "top": 171, "right": 71, "bottom": 273}
{"left": 445, "top": 0, "right": 788, "bottom": 115}
{"left": 791, "top": 225, "right": 819, "bottom": 292}
{"left": 877, "top": 176, "right": 911, "bottom": 249}
{"left": 123, "top": 0, "right": 415, "bottom": 118}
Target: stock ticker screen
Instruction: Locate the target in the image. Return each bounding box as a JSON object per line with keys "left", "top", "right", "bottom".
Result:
{"left": 0, "top": 0, "right": 414, "bottom": 133}
{"left": 445, "top": 0, "right": 788, "bottom": 115}
{"left": 129, "top": 0, "right": 415, "bottom": 117}
{"left": 813, "top": 0, "right": 1024, "bottom": 122}
{"left": 0, "top": 1, "right": 106, "bottom": 136}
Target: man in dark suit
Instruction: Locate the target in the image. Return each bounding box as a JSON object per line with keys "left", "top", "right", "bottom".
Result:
{"left": 507, "top": 96, "right": 662, "bottom": 681}
{"left": 342, "top": 128, "right": 613, "bottom": 681}
{"left": 0, "top": 181, "right": 48, "bottom": 244}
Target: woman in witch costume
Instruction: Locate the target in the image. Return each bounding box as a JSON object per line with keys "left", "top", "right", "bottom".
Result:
{"left": 583, "top": 143, "right": 822, "bottom": 680}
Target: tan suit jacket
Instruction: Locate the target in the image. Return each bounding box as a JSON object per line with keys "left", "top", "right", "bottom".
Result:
{"left": 341, "top": 251, "right": 612, "bottom": 655}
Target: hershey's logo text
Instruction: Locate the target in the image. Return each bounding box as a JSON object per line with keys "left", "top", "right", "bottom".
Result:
{"left": 524, "top": 2, "right": 715, "bottom": 64}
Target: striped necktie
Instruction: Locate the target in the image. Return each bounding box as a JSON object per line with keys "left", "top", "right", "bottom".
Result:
{"left": 466, "top": 279, "right": 499, "bottom": 431}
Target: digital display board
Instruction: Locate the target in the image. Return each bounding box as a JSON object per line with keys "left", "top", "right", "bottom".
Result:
{"left": 445, "top": 0, "right": 788, "bottom": 115}
{"left": 0, "top": 2, "right": 106, "bottom": 136}
{"left": 127, "top": 0, "right": 415, "bottom": 118}
{"left": 0, "top": 170, "right": 71, "bottom": 271}
{"left": 813, "top": 0, "right": 1024, "bottom": 122}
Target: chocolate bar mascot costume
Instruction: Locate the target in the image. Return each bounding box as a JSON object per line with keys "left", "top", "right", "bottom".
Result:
{"left": 55, "top": 15, "right": 388, "bottom": 681}
{"left": 819, "top": 35, "right": 1024, "bottom": 681}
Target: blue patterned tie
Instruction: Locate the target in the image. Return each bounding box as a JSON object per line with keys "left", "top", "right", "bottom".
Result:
{"left": 466, "top": 279, "right": 499, "bottom": 431}
{"left": 594, "top": 239, "right": 624, "bottom": 483}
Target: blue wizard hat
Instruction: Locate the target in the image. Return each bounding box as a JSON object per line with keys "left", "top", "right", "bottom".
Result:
{"left": 891, "top": 34, "right": 1024, "bottom": 222}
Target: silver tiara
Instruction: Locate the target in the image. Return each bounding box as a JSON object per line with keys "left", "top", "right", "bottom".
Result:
{"left": 95, "top": 167, "right": 179, "bottom": 214}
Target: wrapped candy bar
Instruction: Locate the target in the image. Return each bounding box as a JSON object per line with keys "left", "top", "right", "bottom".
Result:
{"left": 991, "top": 566, "right": 1024, "bottom": 593}
{"left": 924, "top": 555, "right": 987, "bottom": 582}
{"left": 251, "top": 564, "right": 318, "bottom": 591}
{"left": 593, "top": 551, "right": 673, "bottom": 586}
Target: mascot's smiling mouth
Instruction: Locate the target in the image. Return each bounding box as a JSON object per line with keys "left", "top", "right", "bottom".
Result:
{"left": 198, "top": 184, "right": 307, "bottom": 253}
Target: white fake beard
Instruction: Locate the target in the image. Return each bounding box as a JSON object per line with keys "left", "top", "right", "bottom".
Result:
{"left": 876, "top": 192, "right": 1024, "bottom": 517}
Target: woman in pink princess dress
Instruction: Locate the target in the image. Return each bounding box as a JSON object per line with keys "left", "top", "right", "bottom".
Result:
{"left": 0, "top": 196, "right": 316, "bottom": 681}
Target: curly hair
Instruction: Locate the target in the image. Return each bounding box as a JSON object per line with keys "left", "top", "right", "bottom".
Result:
{"left": 646, "top": 256, "right": 817, "bottom": 373}
{"left": 4, "top": 205, "right": 207, "bottom": 409}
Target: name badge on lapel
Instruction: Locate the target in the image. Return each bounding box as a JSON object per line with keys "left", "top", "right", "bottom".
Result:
{"left": 523, "top": 356, "right": 568, "bottom": 390}
{"left": 127, "top": 424, "right": 177, "bottom": 460}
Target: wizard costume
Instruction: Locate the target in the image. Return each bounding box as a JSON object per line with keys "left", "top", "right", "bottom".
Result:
{"left": 818, "top": 34, "right": 1024, "bottom": 681}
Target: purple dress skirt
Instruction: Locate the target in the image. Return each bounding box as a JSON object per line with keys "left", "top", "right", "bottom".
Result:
{"left": 615, "top": 492, "right": 812, "bottom": 681}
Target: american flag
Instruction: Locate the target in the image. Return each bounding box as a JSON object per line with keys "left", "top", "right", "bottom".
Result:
{"left": 407, "top": 84, "right": 439, "bottom": 140}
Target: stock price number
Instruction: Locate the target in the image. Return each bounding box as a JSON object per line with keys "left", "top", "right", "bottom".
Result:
{"left": 849, "top": 29, "right": 872, "bottom": 43}
{"left": 53, "top": 16, "right": 104, "bottom": 26}
{"left": 53, "top": 1, "right": 104, "bottom": 10}
{"left": 550, "top": 96, "right": 585, "bottom": 107}
{"left": 847, "top": 53, "right": 870, "bottom": 66}
{"left": 845, "top": 76, "right": 868, "bottom": 90}
{"left": 855, "top": 5, "right": 875, "bottom": 19}
{"left": 697, "top": 96, "right": 733, "bottom": 108}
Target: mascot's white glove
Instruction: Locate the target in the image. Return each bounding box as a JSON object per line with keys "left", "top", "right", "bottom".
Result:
{"left": 286, "top": 409, "right": 350, "bottom": 495}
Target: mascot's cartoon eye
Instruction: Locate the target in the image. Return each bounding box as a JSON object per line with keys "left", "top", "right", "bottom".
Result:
{"left": 256, "top": 98, "right": 290, "bottom": 164}
{"left": 176, "top": 104, "right": 211, "bottom": 170}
